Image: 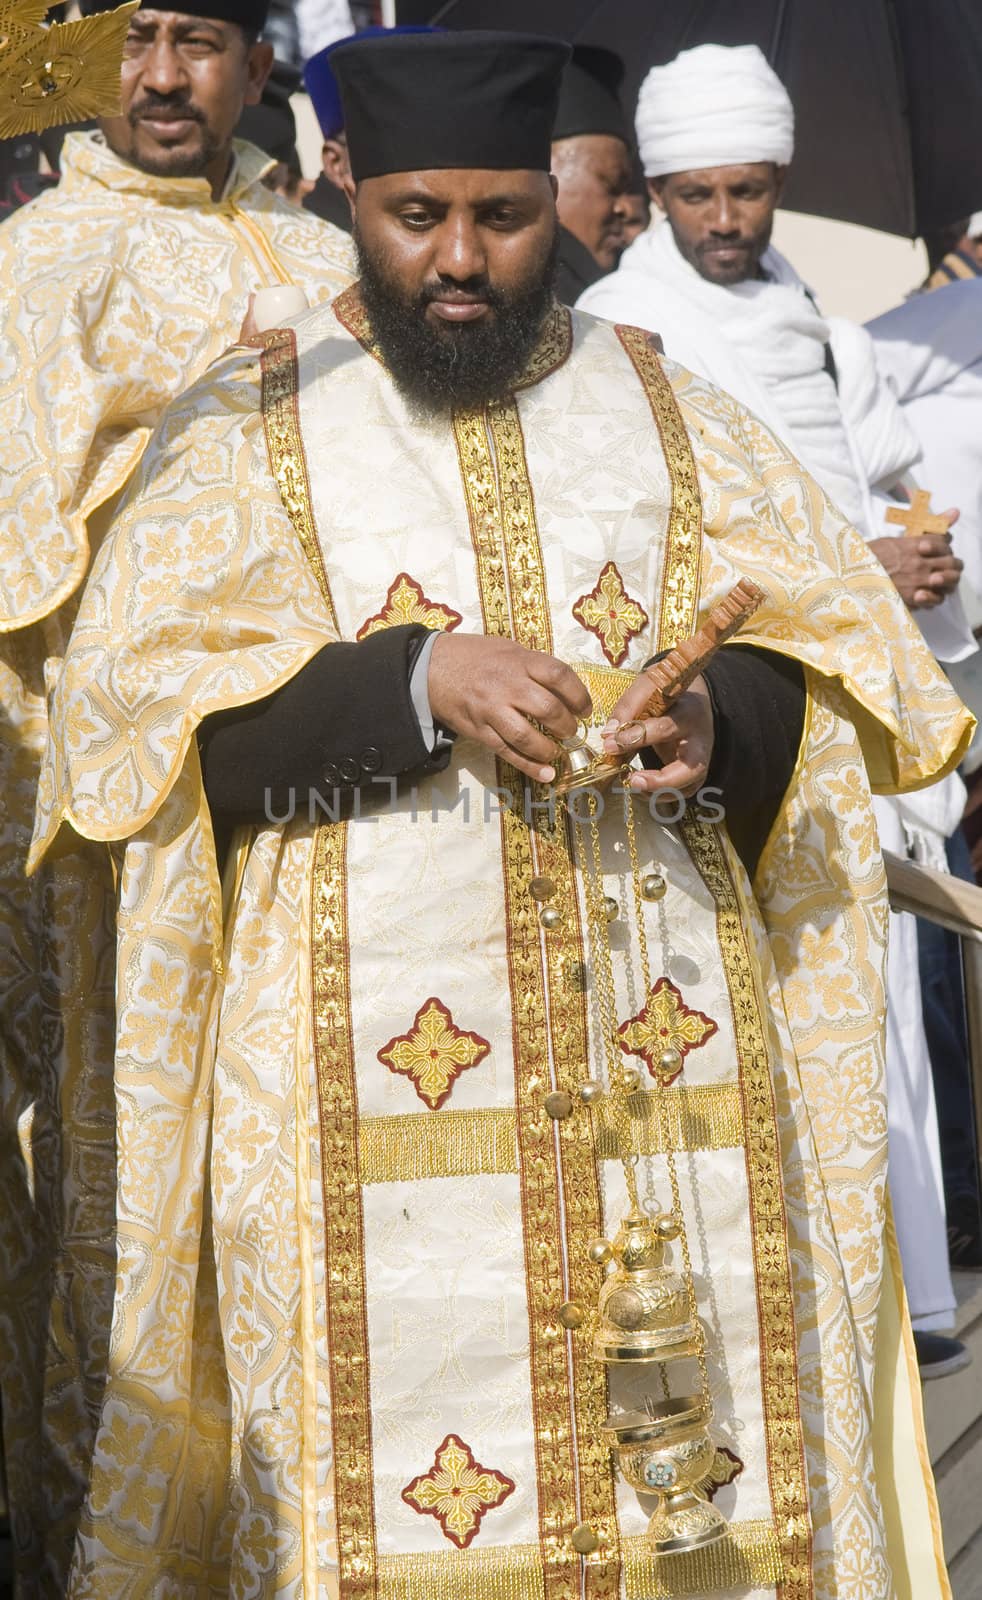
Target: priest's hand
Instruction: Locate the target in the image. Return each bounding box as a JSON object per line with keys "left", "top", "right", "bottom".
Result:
{"left": 428, "top": 633, "right": 592, "bottom": 783}
{"left": 869, "top": 508, "right": 962, "bottom": 609}
{"left": 601, "top": 675, "right": 714, "bottom": 797}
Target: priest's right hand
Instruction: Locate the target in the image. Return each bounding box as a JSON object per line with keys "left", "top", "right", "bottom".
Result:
{"left": 428, "top": 634, "right": 592, "bottom": 784}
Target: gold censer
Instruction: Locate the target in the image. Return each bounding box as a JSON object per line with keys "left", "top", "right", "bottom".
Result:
{"left": 564, "top": 763, "right": 735, "bottom": 1556}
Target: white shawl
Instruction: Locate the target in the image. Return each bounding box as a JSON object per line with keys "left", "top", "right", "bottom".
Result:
{"left": 578, "top": 220, "right": 920, "bottom": 539}
{"left": 578, "top": 222, "right": 972, "bottom": 832}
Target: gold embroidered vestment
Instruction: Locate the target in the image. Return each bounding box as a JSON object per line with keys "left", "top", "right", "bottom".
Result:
{"left": 30, "top": 299, "right": 970, "bottom": 1599}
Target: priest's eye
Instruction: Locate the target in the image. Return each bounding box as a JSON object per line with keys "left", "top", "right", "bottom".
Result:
{"left": 400, "top": 212, "right": 436, "bottom": 230}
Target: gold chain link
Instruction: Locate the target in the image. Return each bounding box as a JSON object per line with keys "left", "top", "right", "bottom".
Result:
{"left": 622, "top": 791, "right": 712, "bottom": 1405}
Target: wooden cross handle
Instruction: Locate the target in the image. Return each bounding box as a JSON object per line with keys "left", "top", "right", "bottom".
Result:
{"left": 639, "top": 578, "right": 765, "bottom": 718}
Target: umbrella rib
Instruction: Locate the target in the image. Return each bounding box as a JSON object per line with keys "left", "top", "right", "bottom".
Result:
{"left": 767, "top": 0, "right": 791, "bottom": 62}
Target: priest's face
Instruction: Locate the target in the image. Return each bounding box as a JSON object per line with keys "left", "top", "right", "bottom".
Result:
{"left": 99, "top": 11, "right": 273, "bottom": 189}
{"left": 650, "top": 162, "right": 787, "bottom": 285}
{"left": 551, "top": 134, "right": 635, "bottom": 270}
{"left": 352, "top": 168, "right": 560, "bottom": 414}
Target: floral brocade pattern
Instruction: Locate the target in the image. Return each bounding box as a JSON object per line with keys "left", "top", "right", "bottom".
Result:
{"left": 0, "top": 132, "right": 353, "bottom": 1595}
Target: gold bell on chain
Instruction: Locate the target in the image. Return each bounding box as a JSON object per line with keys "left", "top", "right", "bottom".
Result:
{"left": 592, "top": 1208, "right": 702, "bottom": 1364}
{"left": 604, "top": 1396, "right": 727, "bottom": 1554}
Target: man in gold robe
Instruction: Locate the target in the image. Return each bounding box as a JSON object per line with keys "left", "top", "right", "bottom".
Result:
{"left": 34, "top": 29, "right": 972, "bottom": 1600}
{"left": 0, "top": 4, "right": 353, "bottom": 1589}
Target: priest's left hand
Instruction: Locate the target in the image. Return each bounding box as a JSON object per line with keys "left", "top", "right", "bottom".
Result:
{"left": 601, "top": 675, "right": 714, "bottom": 797}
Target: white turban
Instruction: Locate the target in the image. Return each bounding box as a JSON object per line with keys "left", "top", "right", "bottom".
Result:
{"left": 635, "top": 43, "right": 794, "bottom": 178}
{"left": 968, "top": 212, "right": 982, "bottom": 238}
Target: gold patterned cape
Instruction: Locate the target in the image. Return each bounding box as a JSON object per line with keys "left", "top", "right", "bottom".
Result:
{"left": 30, "top": 296, "right": 971, "bottom": 1599}
{"left": 0, "top": 133, "right": 354, "bottom": 1593}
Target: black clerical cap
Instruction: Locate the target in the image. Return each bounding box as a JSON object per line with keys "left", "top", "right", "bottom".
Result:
{"left": 552, "top": 45, "right": 629, "bottom": 145}
{"left": 80, "top": 0, "right": 271, "bottom": 28}
{"left": 330, "top": 30, "right": 571, "bottom": 183}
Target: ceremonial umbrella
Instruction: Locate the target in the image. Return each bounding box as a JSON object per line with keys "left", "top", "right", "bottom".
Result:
{"left": 396, "top": 0, "right": 982, "bottom": 238}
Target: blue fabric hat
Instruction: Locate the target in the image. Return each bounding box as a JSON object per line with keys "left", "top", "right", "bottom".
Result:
{"left": 304, "top": 25, "right": 438, "bottom": 142}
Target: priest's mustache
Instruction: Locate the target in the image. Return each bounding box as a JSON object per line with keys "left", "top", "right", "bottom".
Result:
{"left": 418, "top": 278, "right": 503, "bottom": 307}
{"left": 129, "top": 94, "right": 205, "bottom": 126}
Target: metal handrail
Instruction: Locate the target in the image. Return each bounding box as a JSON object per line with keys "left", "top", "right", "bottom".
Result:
{"left": 883, "top": 850, "right": 982, "bottom": 1194}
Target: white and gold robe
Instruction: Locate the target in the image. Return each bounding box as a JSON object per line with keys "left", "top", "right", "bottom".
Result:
{"left": 0, "top": 131, "right": 354, "bottom": 1592}
{"left": 32, "top": 296, "right": 971, "bottom": 1600}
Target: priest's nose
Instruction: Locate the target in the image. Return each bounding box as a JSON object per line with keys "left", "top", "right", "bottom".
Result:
{"left": 138, "top": 38, "right": 191, "bottom": 98}
{"left": 432, "top": 216, "right": 487, "bottom": 286}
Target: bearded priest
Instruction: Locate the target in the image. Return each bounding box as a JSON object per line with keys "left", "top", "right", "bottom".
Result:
{"left": 33, "top": 29, "right": 970, "bottom": 1600}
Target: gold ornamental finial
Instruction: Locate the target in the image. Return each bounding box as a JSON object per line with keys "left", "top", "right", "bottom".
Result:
{"left": 0, "top": 1, "right": 138, "bottom": 140}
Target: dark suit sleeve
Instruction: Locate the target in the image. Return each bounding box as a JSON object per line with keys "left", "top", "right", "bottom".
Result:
{"left": 198, "top": 623, "right": 448, "bottom": 820}
{"left": 641, "top": 644, "right": 806, "bottom": 880}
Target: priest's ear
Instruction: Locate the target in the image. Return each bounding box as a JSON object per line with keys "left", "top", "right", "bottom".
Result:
{"left": 342, "top": 172, "right": 356, "bottom": 223}
{"left": 772, "top": 163, "right": 789, "bottom": 205}
{"left": 241, "top": 34, "right": 275, "bottom": 109}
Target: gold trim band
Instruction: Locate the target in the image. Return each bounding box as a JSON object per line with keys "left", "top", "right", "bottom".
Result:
{"left": 681, "top": 818, "right": 813, "bottom": 1598}
{"left": 260, "top": 327, "right": 338, "bottom": 634}
{"left": 616, "top": 324, "right": 702, "bottom": 649}
{"left": 454, "top": 394, "right": 616, "bottom": 1596}
{"left": 267, "top": 328, "right": 379, "bottom": 1593}
{"left": 357, "top": 1084, "right": 744, "bottom": 1184}
{"left": 373, "top": 1519, "right": 782, "bottom": 1600}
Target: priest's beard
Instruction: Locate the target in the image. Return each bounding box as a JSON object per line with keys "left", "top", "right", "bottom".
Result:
{"left": 354, "top": 226, "right": 559, "bottom": 415}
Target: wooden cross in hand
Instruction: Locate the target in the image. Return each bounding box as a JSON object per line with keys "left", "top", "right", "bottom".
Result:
{"left": 885, "top": 490, "right": 950, "bottom": 538}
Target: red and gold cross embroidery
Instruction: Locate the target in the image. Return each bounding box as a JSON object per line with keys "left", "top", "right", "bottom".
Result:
{"left": 356, "top": 572, "right": 463, "bottom": 640}
{"left": 377, "top": 998, "right": 490, "bottom": 1110}
{"left": 572, "top": 561, "right": 649, "bottom": 667}
{"left": 402, "top": 1434, "right": 515, "bottom": 1549}
{"left": 617, "top": 976, "right": 718, "bottom": 1085}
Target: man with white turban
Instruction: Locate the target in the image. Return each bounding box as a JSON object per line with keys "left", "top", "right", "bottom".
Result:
{"left": 580, "top": 40, "right": 975, "bottom": 1378}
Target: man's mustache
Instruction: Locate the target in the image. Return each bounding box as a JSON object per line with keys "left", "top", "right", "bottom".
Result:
{"left": 129, "top": 96, "right": 204, "bottom": 125}
{"left": 417, "top": 280, "right": 505, "bottom": 311}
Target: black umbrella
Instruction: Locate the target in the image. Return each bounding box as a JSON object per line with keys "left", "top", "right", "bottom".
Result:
{"left": 397, "top": 0, "right": 982, "bottom": 238}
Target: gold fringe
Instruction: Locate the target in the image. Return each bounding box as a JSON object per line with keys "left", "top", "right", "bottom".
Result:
{"left": 623, "top": 1520, "right": 784, "bottom": 1597}
{"left": 374, "top": 1521, "right": 781, "bottom": 1600}
{"left": 577, "top": 663, "right": 634, "bottom": 727}
{"left": 358, "top": 1084, "right": 743, "bottom": 1185}
{"left": 604, "top": 1083, "right": 744, "bottom": 1160}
